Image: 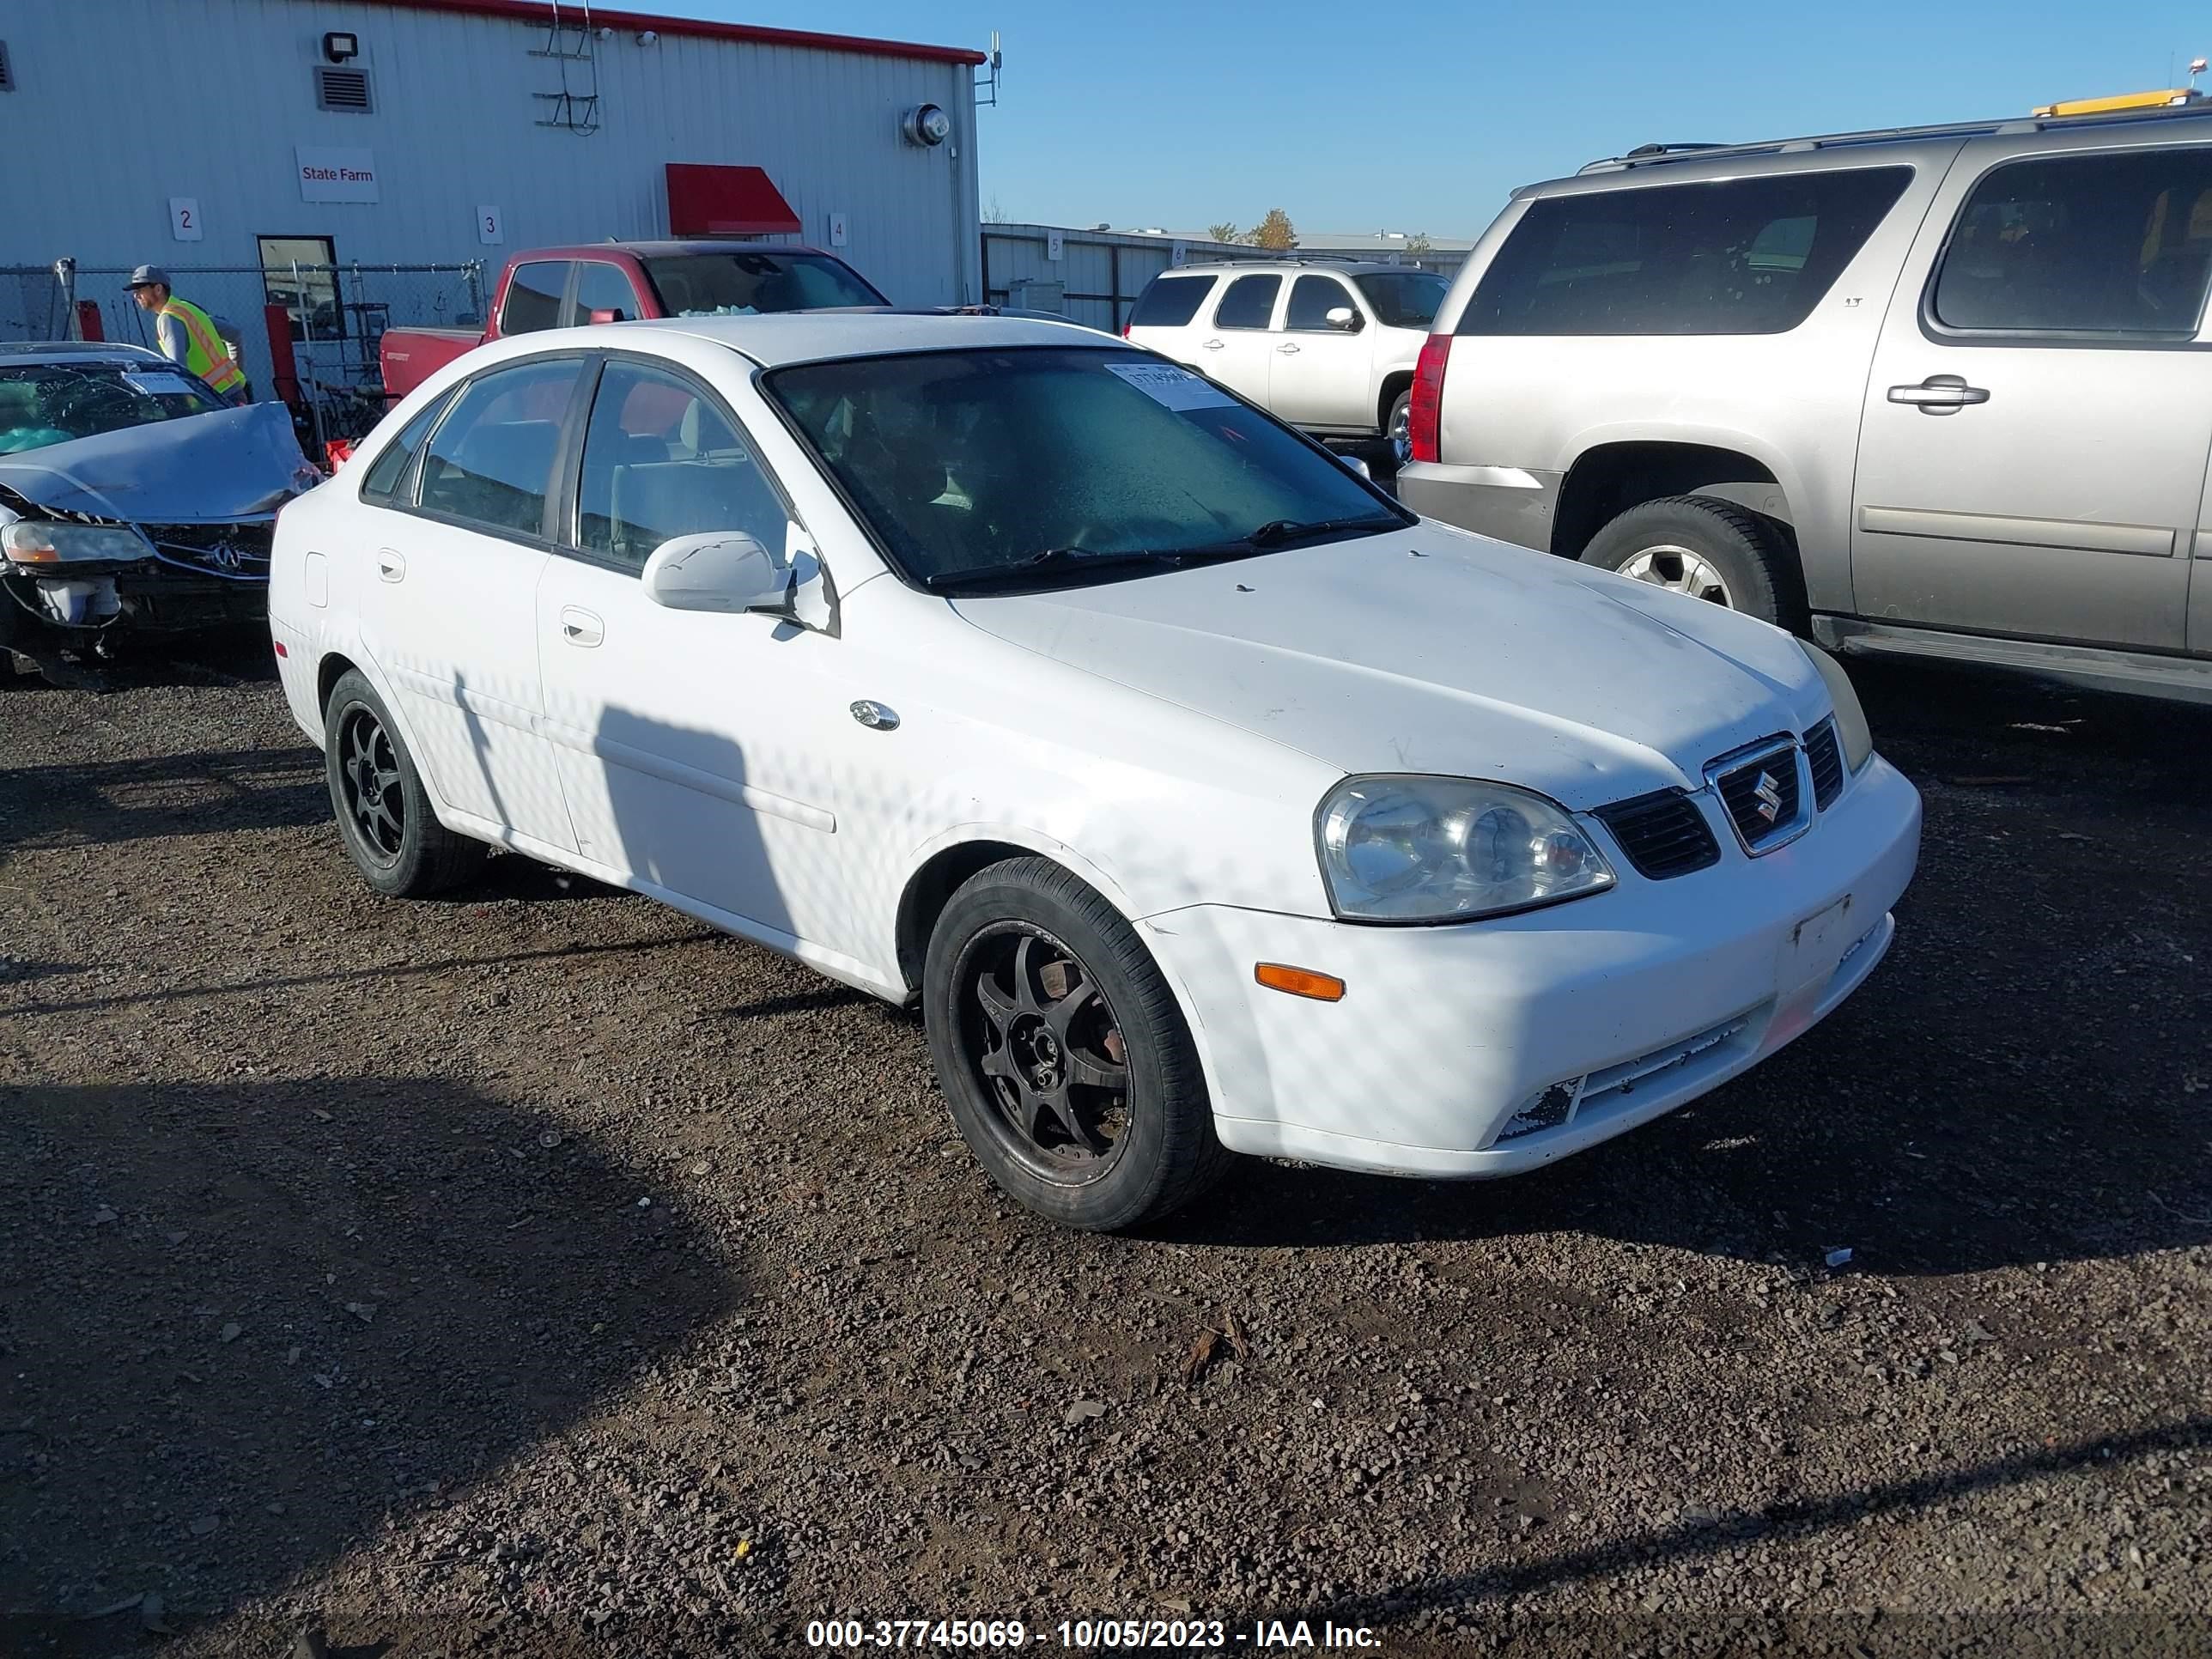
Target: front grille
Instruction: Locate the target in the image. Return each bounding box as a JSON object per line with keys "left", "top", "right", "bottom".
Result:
{"left": 1593, "top": 788, "right": 1720, "bottom": 879}
{"left": 1714, "top": 744, "right": 1802, "bottom": 853}
{"left": 145, "top": 520, "right": 273, "bottom": 582}
{"left": 1805, "top": 720, "right": 1844, "bottom": 811}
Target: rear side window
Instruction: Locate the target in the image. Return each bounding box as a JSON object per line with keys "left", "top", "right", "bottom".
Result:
{"left": 1129, "top": 275, "right": 1215, "bottom": 328}
{"left": 1213, "top": 274, "right": 1282, "bottom": 330}
{"left": 500, "top": 262, "right": 568, "bottom": 334}
{"left": 1459, "top": 166, "right": 1911, "bottom": 336}
{"left": 359, "top": 393, "right": 447, "bottom": 504}
{"left": 1932, "top": 148, "right": 2212, "bottom": 337}
{"left": 416, "top": 356, "right": 584, "bottom": 538}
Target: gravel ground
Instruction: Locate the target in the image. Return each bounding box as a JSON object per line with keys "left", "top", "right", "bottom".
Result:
{"left": 3, "top": 639, "right": 2208, "bottom": 1657}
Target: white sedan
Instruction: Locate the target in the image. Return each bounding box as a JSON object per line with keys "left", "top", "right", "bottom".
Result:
{"left": 269, "top": 314, "right": 1920, "bottom": 1231}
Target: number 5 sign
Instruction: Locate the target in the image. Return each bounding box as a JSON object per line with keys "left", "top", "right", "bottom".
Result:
{"left": 169, "top": 198, "right": 203, "bottom": 242}
{"left": 477, "top": 205, "right": 504, "bottom": 246}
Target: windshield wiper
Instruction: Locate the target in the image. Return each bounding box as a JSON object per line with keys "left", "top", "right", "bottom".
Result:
{"left": 1243, "top": 514, "right": 1406, "bottom": 548}
{"left": 921, "top": 544, "right": 1248, "bottom": 592}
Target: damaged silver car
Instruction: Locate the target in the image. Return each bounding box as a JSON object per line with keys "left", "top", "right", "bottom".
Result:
{"left": 0, "top": 341, "right": 319, "bottom": 685}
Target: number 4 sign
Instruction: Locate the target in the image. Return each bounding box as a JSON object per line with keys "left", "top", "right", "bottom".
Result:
{"left": 169, "top": 198, "right": 203, "bottom": 242}
{"left": 477, "top": 205, "right": 504, "bottom": 246}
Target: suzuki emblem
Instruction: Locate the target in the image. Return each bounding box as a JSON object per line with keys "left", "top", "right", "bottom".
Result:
{"left": 1753, "top": 771, "right": 1784, "bottom": 823}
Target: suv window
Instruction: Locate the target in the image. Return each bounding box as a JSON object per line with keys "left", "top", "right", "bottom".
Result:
{"left": 1285, "top": 275, "right": 1361, "bottom": 331}
{"left": 500, "top": 262, "right": 568, "bottom": 334}
{"left": 1459, "top": 166, "right": 1912, "bottom": 336}
{"left": 1933, "top": 148, "right": 2212, "bottom": 337}
{"left": 1353, "top": 270, "right": 1449, "bottom": 329}
{"left": 1213, "top": 274, "right": 1282, "bottom": 330}
{"left": 572, "top": 261, "right": 639, "bottom": 324}
{"left": 1130, "top": 274, "right": 1216, "bottom": 328}
{"left": 359, "top": 393, "right": 447, "bottom": 504}
{"left": 574, "top": 360, "right": 791, "bottom": 570}
{"left": 416, "top": 356, "right": 583, "bottom": 538}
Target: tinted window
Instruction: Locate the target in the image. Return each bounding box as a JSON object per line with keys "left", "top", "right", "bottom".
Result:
{"left": 640, "top": 252, "right": 886, "bottom": 316}
{"left": 1933, "top": 149, "right": 2212, "bottom": 336}
{"left": 765, "top": 347, "right": 1403, "bottom": 588}
{"left": 359, "top": 393, "right": 446, "bottom": 503}
{"left": 416, "top": 357, "right": 582, "bottom": 537}
{"left": 1213, "top": 274, "right": 1282, "bottom": 330}
{"left": 500, "top": 262, "right": 568, "bottom": 334}
{"left": 1130, "top": 275, "right": 1214, "bottom": 328}
{"left": 1354, "top": 270, "right": 1450, "bottom": 329}
{"left": 1285, "top": 275, "right": 1360, "bottom": 331}
{"left": 573, "top": 261, "right": 639, "bottom": 324}
{"left": 574, "top": 361, "right": 791, "bottom": 570}
{"left": 1460, "top": 167, "right": 1911, "bottom": 336}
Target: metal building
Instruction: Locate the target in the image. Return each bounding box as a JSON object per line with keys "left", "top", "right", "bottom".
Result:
{"left": 0, "top": 0, "right": 985, "bottom": 400}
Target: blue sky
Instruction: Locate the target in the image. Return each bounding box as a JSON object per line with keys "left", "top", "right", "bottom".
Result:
{"left": 708, "top": 1, "right": 2208, "bottom": 235}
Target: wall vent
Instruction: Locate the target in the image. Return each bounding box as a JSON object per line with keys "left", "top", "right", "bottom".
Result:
{"left": 314, "top": 64, "right": 372, "bottom": 112}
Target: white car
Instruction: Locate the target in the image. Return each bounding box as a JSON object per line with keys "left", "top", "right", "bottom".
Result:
{"left": 270, "top": 314, "right": 1921, "bottom": 1231}
{"left": 1124, "top": 260, "right": 1448, "bottom": 460}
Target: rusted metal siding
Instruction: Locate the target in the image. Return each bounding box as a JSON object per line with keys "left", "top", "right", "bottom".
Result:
{"left": 0, "top": 0, "right": 981, "bottom": 305}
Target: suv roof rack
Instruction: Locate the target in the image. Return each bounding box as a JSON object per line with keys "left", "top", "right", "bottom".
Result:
{"left": 1578, "top": 98, "right": 2212, "bottom": 174}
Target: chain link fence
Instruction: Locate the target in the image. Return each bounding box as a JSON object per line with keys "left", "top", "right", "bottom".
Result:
{"left": 0, "top": 259, "right": 485, "bottom": 451}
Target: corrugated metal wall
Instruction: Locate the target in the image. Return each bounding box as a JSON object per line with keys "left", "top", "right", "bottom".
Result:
{"left": 0, "top": 0, "right": 981, "bottom": 305}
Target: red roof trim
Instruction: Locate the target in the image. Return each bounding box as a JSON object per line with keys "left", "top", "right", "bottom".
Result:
{"left": 349, "top": 0, "right": 987, "bottom": 65}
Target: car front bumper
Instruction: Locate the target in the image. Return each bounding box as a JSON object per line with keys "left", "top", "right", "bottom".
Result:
{"left": 1139, "top": 755, "right": 1921, "bottom": 1179}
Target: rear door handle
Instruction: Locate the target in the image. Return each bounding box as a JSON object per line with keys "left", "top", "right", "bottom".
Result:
{"left": 1200, "top": 338, "right": 1225, "bottom": 350}
{"left": 560, "top": 606, "right": 605, "bottom": 647}
{"left": 375, "top": 549, "right": 404, "bottom": 583}
{"left": 1275, "top": 343, "right": 1301, "bottom": 355}
{"left": 1887, "top": 374, "right": 1990, "bottom": 414}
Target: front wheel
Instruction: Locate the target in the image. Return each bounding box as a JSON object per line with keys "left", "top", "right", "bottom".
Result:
{"left": 322, "top": 669, "right": 486, "bottom": 897}
{"left": 1579, "top": 495, "right": 1804, "bottom": 631}
{"left": 923, "top": 858, "right": 1231, "bottom": 1231}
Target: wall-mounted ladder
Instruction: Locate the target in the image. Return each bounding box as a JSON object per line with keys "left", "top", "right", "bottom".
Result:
{"left": 532, "top": 0, "right": 601, "bottom": 134}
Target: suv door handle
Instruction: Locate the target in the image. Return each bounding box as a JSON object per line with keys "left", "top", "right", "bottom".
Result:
{"left": 1275, "top": 343, "right": 1301, "bottom": 355}
{"left": 375, "top": 549, "right": 405, "bottom": 583}
{"left": 1200, "top": 338, "right": 1225, "bottom": 350}
{"left": 560, "top": 606, "right": 605, "bottom": 647}
{"left": 1887, "top": 374, "right": 1990, "bottom": 414}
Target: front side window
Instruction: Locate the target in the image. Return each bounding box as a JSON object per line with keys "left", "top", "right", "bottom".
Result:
{"left": 0, "top": 361, "right": 225, "bottom": 455}
{"left": 1129, "top": 275, "right": 1215, "bottom": 328}
{"left": 574, "top": 361, "right": 791, "bottom": 570}
{"left": 500, "top": 262, "right": 569, "bottom": 335}
{"left": 572, "top": 262, "right": 639, "bottom": 324}
{"left": 765, "top": 346, "right": 1406, "bottom": 590}
{"left": 1213, "top": 274, "right": 1282, "bottom": 330}
{"left": 640, "top": 252, "right": 887, "bottom": 317}
{"left": 1932, "top": 148, "right": 2212, "bottom": 337}
{"left": 1285, "top": 275, "right": 1361, "bottom": 331}
{"left": 416, "top": 356, "right": 582, "bottom": 537}
{"left": 1459, "top": 166, "right": 1911, "bottom": 336}
{"left": 359, "top": 392, "right": 447, "bottom": 503}
{"left": 1353, "top": 270, "right": 1450, "bottom": 329}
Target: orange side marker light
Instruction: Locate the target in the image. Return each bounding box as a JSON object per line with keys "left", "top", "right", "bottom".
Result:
{"left": 1255, "top": 963, "right": 1346, "bottom": 1002}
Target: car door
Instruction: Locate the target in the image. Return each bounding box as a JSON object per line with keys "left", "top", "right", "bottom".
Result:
{"left": 535, "top": 355, "right": 857, "bottom": 956}
{"left": 1195, "top": 272, "right": 1283, "bottom": 402}
{"left": 357, "top": 353, "right": 584, "bottom": 848}
{"left": 1268, "top": 273, "right": 1373, "bottom": 428}
{"left": 1853, "top": 137, "right": 2212, "bottom": 651}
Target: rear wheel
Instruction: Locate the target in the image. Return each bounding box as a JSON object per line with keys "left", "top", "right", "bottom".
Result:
{"left": 322, "top": 669, "right": 486, "bottom": 897}
{"left": 1579, "top": 495, "right": 1804, "bottom": 631}
{"left": 1385, "top": 388, "right": 1413, "bottom": 465}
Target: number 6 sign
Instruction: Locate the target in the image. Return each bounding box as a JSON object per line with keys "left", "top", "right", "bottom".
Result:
{"left": 477, "top": 205, "right": 503, "bottom": 246}
{"left": 169, "top": 198, "right": 203, "bottom": 242}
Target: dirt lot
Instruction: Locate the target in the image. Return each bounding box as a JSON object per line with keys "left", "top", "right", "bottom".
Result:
{"left": 3, "top": 640, "right": 2209, "bottom": 1658}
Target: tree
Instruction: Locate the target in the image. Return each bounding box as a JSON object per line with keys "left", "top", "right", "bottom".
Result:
{"left": 1206, "top": 222, "right": 1241, "bottom": 245}
{"left": 1250, "top": 209, "right": 1297, "bottom": 250}
{"left": 983, "top": 196, "right": 1010, "bottom": 225}
{"left": 1405, "top": 232, "right": 1433, "bottom": 257}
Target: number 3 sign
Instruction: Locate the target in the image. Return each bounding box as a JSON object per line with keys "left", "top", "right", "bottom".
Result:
{"left": 477, "top": 205, "right": 504, "bottom": 246}
{"left": 169, "top": 198, "right": 203, "bottom": 242}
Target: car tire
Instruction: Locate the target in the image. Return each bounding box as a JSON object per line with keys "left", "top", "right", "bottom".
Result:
{"left": 322, "top": 668, "right": 486, "bottom": 898}
{"left": 1579, "top": 495, "right": 1805, "bottom": 631}
{"left": 923, "top": 856, "right": 1232, "bottom": 1231}
{"left": 1385, "top": 388, "right": 1413, "bottom": 465}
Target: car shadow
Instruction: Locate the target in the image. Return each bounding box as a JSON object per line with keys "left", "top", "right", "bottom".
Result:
{"left": 0, "top": 1076, "right": 745, "bottom": 1653}
{"left": 0, "top": 745, "right": 331, "bottom": 869}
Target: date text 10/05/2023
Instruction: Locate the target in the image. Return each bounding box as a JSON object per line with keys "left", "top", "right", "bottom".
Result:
{"left": 805, "top": 1619, "right": 1382, "bottom": 1650}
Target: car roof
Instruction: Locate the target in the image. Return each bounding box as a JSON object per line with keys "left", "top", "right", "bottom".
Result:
{"left": 0, "top": 340, "right": 166, "bottom": 365}
{"left": 604, "top": 311, "right": 1139, "bottom": 368}
{"left": 1160, "top": 259, "right": 1419, "bottom": 278}
{"left": 520, "top": 240, "right": 849, "bottom": 262}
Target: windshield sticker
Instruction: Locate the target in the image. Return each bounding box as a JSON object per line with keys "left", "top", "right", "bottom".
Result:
{"left": 1104, "top": 360, "right": 1237, "bottom": 411}
{"left": 123, "top": 372, "right": 204, "bottom": 398}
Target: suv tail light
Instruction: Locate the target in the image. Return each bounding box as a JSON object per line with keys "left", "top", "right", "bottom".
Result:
{"left": 1408, "top": 333, "right": 1450, "bottom": 465}
{"left": 1121, "top": 321, "right": 1132, "bottom": 338}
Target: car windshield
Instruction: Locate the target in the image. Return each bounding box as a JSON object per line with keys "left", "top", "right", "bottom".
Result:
{"left": 764, "top": 345, "right": 1408, "bottom": 590}
{"left": 1352, "top": 270, "right": 1450, "bottom": 330}
{"left": 0, "top": 362, "right": 226, "bottom": 455}
{"left": 641, "top": 252, "right": 888, "bottom": 317}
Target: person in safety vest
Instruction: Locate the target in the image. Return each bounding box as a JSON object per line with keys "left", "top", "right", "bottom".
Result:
{"left": 125, "top": 265, "right": 252, "bottom": 404}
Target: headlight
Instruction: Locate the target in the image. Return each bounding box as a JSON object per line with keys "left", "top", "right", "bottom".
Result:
{"left": 1317, "top": 775, "right": 1614, "bottom": 922}
{"left": 1800, "top": 642, "right": 1874, "bottom": 772}
{"left": 1, "top": 520, "right": 153, "bottom": 565}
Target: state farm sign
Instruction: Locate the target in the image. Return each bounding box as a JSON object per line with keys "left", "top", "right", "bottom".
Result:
{"left": 295, "top": 146, "right": 380, "bottom": 204}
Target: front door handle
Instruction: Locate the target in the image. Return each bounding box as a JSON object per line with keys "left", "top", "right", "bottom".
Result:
{"left": 560, "top": 606, "right": 605, "bottom": 647}
{"left": 1200, "top": 338, "right": 1225, "bottom": 351}
{"left": 1276, "top": 342, "right": 1301, "bottom": 355}
{"left": 1887, "top": 374, "right": 1990, "bottom": 414}
{"left": 375, "top": 549, "right": 405, "bottom": 583}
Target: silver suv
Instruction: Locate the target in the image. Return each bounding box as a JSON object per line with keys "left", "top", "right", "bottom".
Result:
{"left": 1400, "top": 102, "right": 2212, "bottom": 702}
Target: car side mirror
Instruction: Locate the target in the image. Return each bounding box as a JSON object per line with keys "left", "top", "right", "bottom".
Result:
{"left": 1324, "top": 306, "right": 1362, "bottom": 332}
{"left": 587, "top": 307, "right": 623, "bottom": 325}
{"left": 1343, "top": 454, "right": 1372, "bottom": 481}
{"left": 641, "top": 532, "right": 788, "bottom": 615}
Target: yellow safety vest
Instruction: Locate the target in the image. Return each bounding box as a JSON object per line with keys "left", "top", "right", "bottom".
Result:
{"left": 158, "top": 296, "right": 248, "bottom": 395}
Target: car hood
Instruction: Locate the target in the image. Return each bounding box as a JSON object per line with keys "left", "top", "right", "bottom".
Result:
{"left": 0, "top": 402, "right": 314, "bottom": 525}
{"left": 949, "top": 526, "right": 1829, "bottom": 810}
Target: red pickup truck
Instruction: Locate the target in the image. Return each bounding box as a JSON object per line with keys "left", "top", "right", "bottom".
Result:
{"left": 379, "top": 240, "right": 890, "bottom": 401}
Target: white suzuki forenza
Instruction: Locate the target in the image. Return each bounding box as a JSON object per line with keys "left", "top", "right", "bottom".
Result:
{"left": 270, "top": 315, "right": 1920, "bottom": 1231}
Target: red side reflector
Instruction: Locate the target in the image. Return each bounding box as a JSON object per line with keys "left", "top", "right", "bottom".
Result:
{"left": 271, "top": 639, "right": 289, "bottom": 658}
{"left": 1255, "top": 963, "right": 1346, "bottom": 1002}
{"left": 1408, "top": 332, "right": 1451, "bottom": 465}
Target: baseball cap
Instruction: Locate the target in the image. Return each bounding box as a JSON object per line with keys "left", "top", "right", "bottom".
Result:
{"left": 125, "top": 264, "right": 171, "bottom": 289}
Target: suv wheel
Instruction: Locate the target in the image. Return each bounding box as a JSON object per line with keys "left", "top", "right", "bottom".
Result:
{"left": 1385, "top": 389, "right": 1413, "bottom": 465}
{"left": 1580, "top": 495, "right": 1805, "bottom": 631}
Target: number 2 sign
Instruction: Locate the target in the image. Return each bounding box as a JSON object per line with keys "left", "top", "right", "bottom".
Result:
{"left": 477, "top": 205, "right": 504, "bottom": 246}
{"left": 169, "top": 198, "right": 203, "bottom": 242}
